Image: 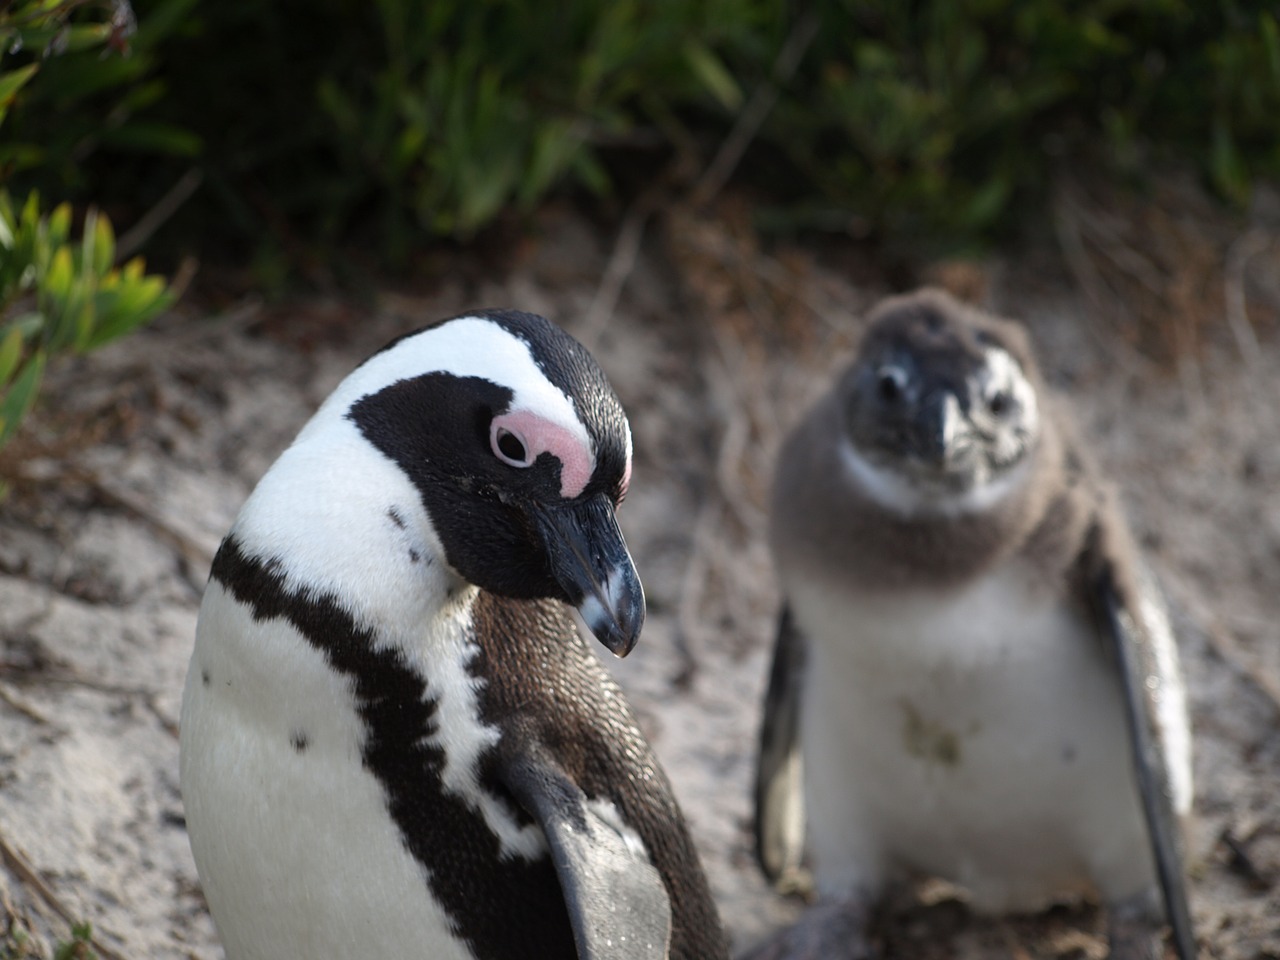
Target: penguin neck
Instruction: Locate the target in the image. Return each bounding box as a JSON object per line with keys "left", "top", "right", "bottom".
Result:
{"left": 774, "top": 395, "right": 1068, "bottom": 594}
{"left": 229, "top": 413, "right": 475, "bottom": 638}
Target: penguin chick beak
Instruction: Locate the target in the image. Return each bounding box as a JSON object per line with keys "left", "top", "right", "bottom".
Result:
{"left": 916, "top": 391, "right": 969, "bottom": 466}
{"left": 535, "top": 495, "right": 646, "bottom": 658}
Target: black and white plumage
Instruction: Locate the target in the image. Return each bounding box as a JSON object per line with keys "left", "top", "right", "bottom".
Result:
{"left": 748, "top": 290, "right": 1196, "bottom": 960}
{"left": 180, "top": 309, "right": 728, "bottom": 960}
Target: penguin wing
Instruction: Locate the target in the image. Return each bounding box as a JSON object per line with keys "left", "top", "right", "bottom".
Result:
{"left": 1090, "top": 557, "right": 1197, "bottom": 960}
{"left": 753, "top": 604, "right": 809, "bottom": 889}
{"left": 499, "top": 747, "right": 672, "bottom": 960}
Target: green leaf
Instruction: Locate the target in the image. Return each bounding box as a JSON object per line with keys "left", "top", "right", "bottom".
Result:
{"left": 0, "top": 325, "right": 25, "bottom": 385}
{"left": 0, "top": 198, "right": 15, "bottom": 251}
{"left": 46, "top": 202, "right": 72, "bottom": 248}
{"left": 84, "top": 209, "right": 115, "bottom": 276}
{"left": 684, "top": 41, "right": 742, "bottom": 111}
{"left": 1261, "top": 12, "right": 1280, "bottom": 83}
{"left": 0, "top": 64, "right": 40, "bottom": 103}
{"left": 101, "top": 121, "right": 203, "bottom": 156}
{"left": 85, "top": 261, "right": 174, "bottom": 349}
{"left": 0, "top": 63, "right": 40, "bottom": 128}
{"left": 59, "top": 22, "right": 113, "bottom": 53}
{"left": 43, "top": 244, "right": 75, "bottom": 300}
{"left": 521, "top": 122, "right": 577, "bottom": 205}
{"left": 1210, "top": 118, "right": 1249, "bottom": 205}
{"left": 569, "top": 148, "right": 610, "bottom": 197}
{"left": 962, "top": 176, "right": 1011, "bottom": 229}
{"left": 0, "top": 351, "right": 46, "bottom": 447}
{"left": 0, "top": 142, "right": 45, "bottom": 176}
{"left": 20, "top": 192, "right": 40, "bottom": 233}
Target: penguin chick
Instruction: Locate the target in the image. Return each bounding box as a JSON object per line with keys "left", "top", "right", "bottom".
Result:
{"left": 180, "top": 309, "right": 728, "bottom": 960}
{"left": 748, "top": 289, "right": 1195, "bottom": 960}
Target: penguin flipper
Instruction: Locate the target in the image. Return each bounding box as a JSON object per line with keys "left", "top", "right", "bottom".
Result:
{"left": 499, "top": 748, "right": 672, "bottom": 960}
{"left": 754, "top": 604, "right": 810, "bottom": 890}
{"left": 1091, "top": 558, "right": 1197, "bottom": 960}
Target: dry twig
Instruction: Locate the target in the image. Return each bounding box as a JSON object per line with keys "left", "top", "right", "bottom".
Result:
{"left": 579, "top": 188, "right": 662, "bottom": 349}
{"left": 0, "top": 831, "right": 128, "bottom": 960}
{"left": 1164, "top": 571, "right": 1280, "bottom": 720}
{"left": 116, "top": 168, "right": 204, "bottom": 262}
{"left": 691, "top": 12, "right": 820, "bottom": 207}
{"left": 1051, "top": 186, "right": 1156, "bottom": 379}
{"left": 1223, "top": 228, "right": 1277, "bottom": 434}
{"left": 0, "top": 683, "right": 51, "bottom": 726}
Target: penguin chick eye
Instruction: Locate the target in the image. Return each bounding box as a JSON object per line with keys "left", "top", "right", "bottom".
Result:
{"left": 988, "top": 390, "right": 1012, "bottom": 417}
{"left": 877, "top": 366, "right": 908, "bottom": 403}
{"left": 491, "top": 426, "right": 534, "bottom": 467}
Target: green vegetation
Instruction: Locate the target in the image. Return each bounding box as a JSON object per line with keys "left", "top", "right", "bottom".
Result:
{"left": 0, "top": 0, "right": 199, "bottom": 190}
{"left": 6, "top": 2, "right": 1275, "bottom": 452}
{"left": 137, "top": 1, "right": 1280, "bottom": 253}
{"left": 3, "top": 0, "right": 1279, "bottom": 304}
{"left": 766, "top": 1, "right": 1280, "bottom": 241}
{"left": 1, "top": 0, "right": 178, "bottom": 453}
{"left": 0, "top": 191, "right": 175, "bottom": 446}
{"left": 119, "top": 0, "right": 787, "bottom": 261}
{"left": 2, "top": 920, "right": 97, "bottom": 960}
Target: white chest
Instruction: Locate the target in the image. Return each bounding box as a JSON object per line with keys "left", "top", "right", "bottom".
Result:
{"left": 179, "top": 577, "right": 547, "bottom": 960}
{"left": 788, "top": 568, "right": 1155, "bottom": 912}
{"left": 179, "top": 586, "right": 464, "bottom": 960}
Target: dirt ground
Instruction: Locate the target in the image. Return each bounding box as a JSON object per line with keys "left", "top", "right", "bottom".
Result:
{"left": 1, "top": 198, "right": 1278, "bottom": 959}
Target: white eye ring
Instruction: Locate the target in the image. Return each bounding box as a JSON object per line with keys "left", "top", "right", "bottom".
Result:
{"left": 490, "top": 423, "right": 535, "bottom": 468}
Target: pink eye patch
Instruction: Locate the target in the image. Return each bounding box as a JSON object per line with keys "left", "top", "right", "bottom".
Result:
{"left": 490, "top": 410, "right": 597, "bottom": 499}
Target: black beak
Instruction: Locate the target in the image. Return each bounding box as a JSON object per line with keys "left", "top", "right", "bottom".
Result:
{"left": 534, "top": 495, "right": 646, "bottom": 658}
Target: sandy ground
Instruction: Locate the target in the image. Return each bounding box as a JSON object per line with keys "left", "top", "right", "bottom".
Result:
{"left": 1, "top": 202, "right": 1278, "bottom": 959}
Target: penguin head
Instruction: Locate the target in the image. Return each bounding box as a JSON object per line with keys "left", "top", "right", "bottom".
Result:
{"left": 336, "top": 309, "right": 644, "bottom": 657}
{"left": 838, "top": 289, "right": 1042, "bottom": 509}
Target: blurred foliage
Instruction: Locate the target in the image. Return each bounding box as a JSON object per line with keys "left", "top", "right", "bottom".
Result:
{"left": 5, "top": 0, "right": 1279, "bottom": 265}
{"left": 1, "top": 0, "right": 177, "bottom": 454}
{"left": 313, "top": 0, "right": 773, "bottom": 243}
{"left": 0, "top": 191, "right": 175, "bottom": 448}
{"left": 1, "top": 919, "right": 97, "bottom": 960}
{"left": 118, "top": 0, "right": 785, "bottom": 261}
{"left": 1, "top": 0, "right": 200, "bottom": 190}
{"left": 762, "top": 0, "right": 1280, "bottom": 243}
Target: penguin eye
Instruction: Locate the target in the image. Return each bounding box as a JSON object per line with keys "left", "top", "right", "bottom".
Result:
{"left": 877, "top": 366, "right": 908, "bottom": 403}
{"left": 491, "top": 426, "right": 533, "bottom": 467}
{"left": 988, "top": 390, "right": 1012, "bottom": 417}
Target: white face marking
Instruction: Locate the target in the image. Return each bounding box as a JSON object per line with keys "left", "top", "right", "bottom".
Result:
{"left": 839, "top": 437, "right": 1032, "bottom": 517}
{"left": 286, "top": 316, "right": 599, "bottom": 509}
{"left": 982, "top": 348, "right": 1039, "bottom": 426}
{"left": 235, "top": 428, "right": 458, "bottom": 627}
{"left": 234, "top": 316, "right": 605, "bottom": 619}
{"left": 317, "top": 316, "right": 594, "bottom": 463}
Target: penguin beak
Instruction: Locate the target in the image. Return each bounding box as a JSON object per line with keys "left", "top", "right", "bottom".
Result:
{"left": 917, "top": 391, "right": 967, "bottom": 466}
{"left": 535, "top": 495, "right": 646, "bottom": 658}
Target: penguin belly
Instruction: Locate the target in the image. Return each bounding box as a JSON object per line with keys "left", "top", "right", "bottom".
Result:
{"left": 790, "top": 566, "right": 1157, "bottom": 914}
{"left": 180, "top": 583, "right": 473, "bottom": 960}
